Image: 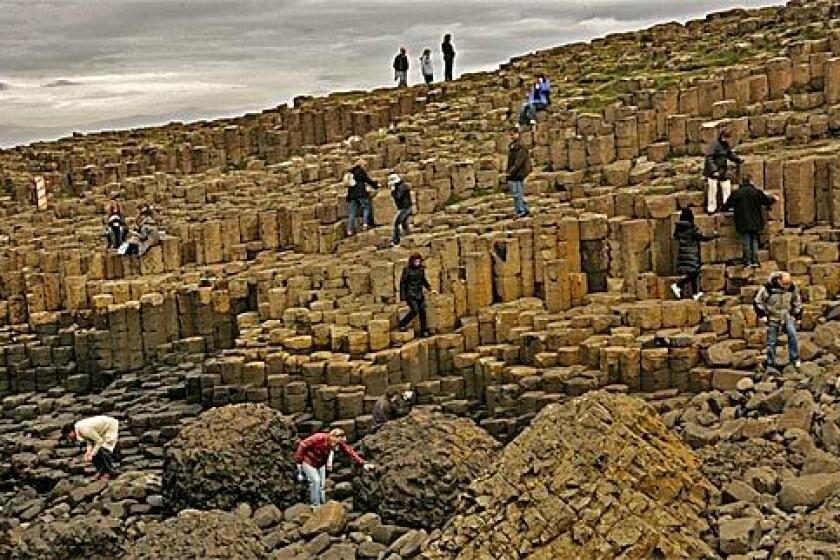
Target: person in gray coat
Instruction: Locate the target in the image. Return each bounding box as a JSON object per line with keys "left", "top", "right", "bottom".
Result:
{"left": 754, "top": 271, "right": 803, "bottom": 371}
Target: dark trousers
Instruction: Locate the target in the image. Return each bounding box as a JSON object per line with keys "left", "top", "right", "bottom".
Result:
{"left": 93, "top": 448, "right": 115, "bottom": 475}
{"left": 392, "top": 208, "right": 411, "bottom": 245}
{"left": 444, "top": 58, "right": 454, "bottom": 81}
{"left": 398, "top": 298, "right": 427, "bottom": 333}
{"left": 677, "top": 272, "right": 700, "bottom": 299}
{"left": 423, "top": 73, "right": 433, "bottom": 84}
{"left": 740, "top": 231, "right": 759, "bottom": 265}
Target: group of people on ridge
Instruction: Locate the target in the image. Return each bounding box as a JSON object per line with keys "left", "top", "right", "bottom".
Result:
{"left": 392, "top": 34, "right": 455, "bottom": 87}
{"left": 103, "top": 198, "right": 161, "bottom": 256}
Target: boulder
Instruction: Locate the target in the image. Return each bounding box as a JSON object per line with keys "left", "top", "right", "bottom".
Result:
{"left": 778, "top": 473, "right": 840, "bottom": 511}
{"left": 1, "top": 512, "right": 124, "bottom": 560}
{"left": 162, "top": 404, "right": 298, "bottom": 512}
{"left": 299, "top": 501, "right": 347, "bottom": 537}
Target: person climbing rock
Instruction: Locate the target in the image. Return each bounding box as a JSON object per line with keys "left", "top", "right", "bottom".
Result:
{"left": 398, "top": 253, "right": 435, "bottom": 337}
{"left": 389, "top": 173, "right": 412, "bottom": 246}
{"left": 371, "top": 387, "right": 415, "bottom": 431}
{"left": 442, "top": 34, "right": 455, "bottom": 81}
{"left": 393, "top": 47, "right": 409, "bottom": 87}
{"left": 703, "top": 129, "right": 743, "bottom": 214}
{"left": 722, "top": 175, "right": 777, "bottom": 267}
{"left": 754, "top": 271, "right": 803, "bottom": 372}
{"left": 506, "top": 128, "right": 531, "bottom": 217}
{"left": 294, "top": 428, "right": 374, "bottom": 507}
{"left": 670, "top": 208, "right": 717, "bottom": 301}
{"left": 345, "top": 159, "right": 379, "bottom": 236}
{"left": 61, "top": 415, "right": 120, "bottom": 481}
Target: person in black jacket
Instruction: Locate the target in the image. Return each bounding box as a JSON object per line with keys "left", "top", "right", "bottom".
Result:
{"left": 506, "top": 128, "right": 531, "bottom": 217}
{"left": 722, "top": 176, "right": 778, "bottom": 267}
{"left": 389, "top": 173, "right": 412, "bottom": 246}
{"left": 442, "top": 34, "right": 455, "bottom": 81}
{"left": 398, "top": 253, "right": 435, "bottom": 337}
{"left": 670, "top": 208, "right": 717, "bottom": 301}
{"left": 346, "top": 159, "right": 379, "bottom": 236}
{"left": 703, "top": 130, "right": 743, "bottom": 213}
{"left": 393, "top": 47, "right": 409, "bottom": 87}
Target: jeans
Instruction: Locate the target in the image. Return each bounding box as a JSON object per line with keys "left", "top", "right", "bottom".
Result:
{"left": 740, "top": 231, "right": 759, "bottom": 266}
{"left": 767, "top": 316, "right": 800, "bottom": 368}
{"left": 347, "top": 198, "right": 371, "bottom": 235}
{"left": 93, "top": 448, "right": 115, "bottom": 475}
{"left": 706, "top": 178, "right": 731, "bottom": 213}
{"left": 392, "top": 208, "right": 411, "bottom": 245}
{"left": 509, "top": 180, "right": 529, "bottom": 216}
{"left": 398, "top": 298, "right": 428, "bottom": 333}
{"left": 395, "top": 71, "right": 407, "bottom": 87}
{"left": 301, "top": 463, "right": 326, "bottom": 506}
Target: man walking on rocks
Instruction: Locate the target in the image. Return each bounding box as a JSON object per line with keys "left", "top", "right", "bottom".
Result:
{"left": 294, "top": 428, "right": 374, "bottom": 507}
{"left": 398, "top": 253, "right": 435, "bottom": 337}
{"left": 61, "top": 415, "right": 119, "bottom": 481}
{"left": 722, "top": 176, "right": 777, "bottom": 267}
{"left": 442, "top": 34, "right": 455, "bottom": 81}
{"left": 346, "top": 159, "right": 379, "bottom": 236}
{"left": 393, "top": 47, "right": 409, "bottom": 87}
{"left": 703, "top": 129, "right": 743, "bottom": 214}
{"left": 389, "top": 173, "right": 412, "bottom": 247}
{"left": 506, "top": 128, "right": 531, "bottom": 217}
{"left": 754, "top": 271, "right": 803, "bottom": 371}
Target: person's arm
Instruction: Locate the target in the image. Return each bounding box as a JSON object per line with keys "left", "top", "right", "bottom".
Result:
{"left": 399, "top": 269, "right": 408, "bottom": 301}
{"left": 753, "top": 286, "right": 769, "bottom": 319}
{"left": 727, "top": 146, "right": 744, "bottom": 165}
{"left": 77, "top": 421, "right": 105, "bottom": 457}
{"left": 294, "top": 434, "right": 319, "bottom": 464}
{"left": 507, "top": 148, "right": 524, "bottom": 179}
{"left": 792, "top": 288, "right": 804, "bottom": 320}
{"left": 422, "top": 271, "right": 431, "bottom": 291}
{"left": 759, "top": 190, "right": 775, "bottom": 207}
{"left": 337, "top": 441, "right": 366, "bottom": 467}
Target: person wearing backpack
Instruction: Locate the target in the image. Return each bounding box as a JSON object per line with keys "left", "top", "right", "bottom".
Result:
{"left": 345, "top": 159, "right": 379, "bottom": 236}
{"left": 388, "top": 173, "right": 412, "bottom": 246}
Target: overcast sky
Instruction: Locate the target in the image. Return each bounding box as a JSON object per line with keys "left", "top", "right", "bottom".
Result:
{"left": 0, "top": 0, "right": 784, "bottom": 148}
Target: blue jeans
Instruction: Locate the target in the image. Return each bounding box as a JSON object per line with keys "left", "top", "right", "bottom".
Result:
{"left": 509, "top": 180, "right": 529, "bottom": 216}
{"left": 347, "top": 198, "right": 371, "bottom": 235}
{"left": 767, "top": 316, "right": 800, "bottom": 368}
{"left": 741, "top": 231, "right": 759, "bottom": 265}
{"left": 392, "top": 208, "right": 411, "bottom": 245}
{"left": 301, "top": 463, "right": 326, "bottom": 506}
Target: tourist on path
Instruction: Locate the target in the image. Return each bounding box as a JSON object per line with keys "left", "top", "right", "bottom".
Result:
{"left": 294, "top": 428, "right": 374, "bottom": 507}
{"left": 529, "top": 81, "right": 547, "bottom": 111}
{"left": 345, "top": 159, "right": 379, "bottom": 236}
{"left": 393, "top": 47, "right": 409, "bottom": 87}
{"left": 442, "top": 34, "right": 455, "bottom": 81}
{"left": 371, "top": 387, "right": 415, "bottom": 431}
{"left": 389, "top": 173, "right": 412, "bottom": 246}
{"left": 754, "top": 271, "right": 802, "bottom": 371}
{"left": 62, "top": 415, "right": 119, "bottom": 480}
{"left": 121, "top": 203, "right": 160, "bottom": 256}
{"left": 398, "top": 253, "right": 435, "bottom": 337}
{"left": 670, "top": 208, "right": 717, "bottom": 301}
{"left": 538, "top": 74, "right": 551, "bottom": 107}
{"left": 703, "top": 129, "right": 743, "bottom": 214}
{"left": 506, "top": 128, "right": 531, "bottom": 217}
{"left": 420, "top": 49, "right": 434, "bottom": 84}
{"left": 722, "top": 176, "right": 777, "bottom": 267}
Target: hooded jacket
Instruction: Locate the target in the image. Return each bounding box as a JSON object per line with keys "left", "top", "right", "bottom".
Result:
{"left": 391, "top": 180, "right": 412, "bottom": 210}
{"left": 400, "top": 260, "right": 431, "bottom": 302}
{"left": 722, "top": 181, "right": 774, "bottom": 233}
{"left": 294, "top": 432, "right": 365, "bottom": 468}
{"left": 506, "top": 138, "right": 531, "bottom": 181}
{"left": 754, "top": 272, "right": 803, "bottom": 324}
{"left": 673, "top": 220, "right": 714, "bottom": 275}
{"left": 347, "top": 165, "right": 379, "bottom": 201}
{"left": 136, "top": 216, "right": 160, "bottom": 255}
{"left": 703, "top": 137, "right": 743, "bottom": 180}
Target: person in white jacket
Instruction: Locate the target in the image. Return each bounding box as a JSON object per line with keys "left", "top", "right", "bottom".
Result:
{"left": 62, "top": 415, "right": 119, "bottom": 480}
{"left": 420, "top": 49, "right": 434, "bottom": 84}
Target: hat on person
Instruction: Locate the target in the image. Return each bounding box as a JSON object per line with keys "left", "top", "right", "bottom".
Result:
{"left": 387, "top": 173, "right": 401, "bottom": 188}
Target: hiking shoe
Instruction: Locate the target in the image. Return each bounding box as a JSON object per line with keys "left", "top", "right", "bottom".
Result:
{"left": 420, "top": 331, "right": 432, "bottom": 338}
{"left": 793, "top": 360, "right": 802, "bottom": 369}
{"left": 670, "top": 283, "right": 681, "bottom": 299}
{"left": 692, "top": 291, "right": 704, "bottom": 301}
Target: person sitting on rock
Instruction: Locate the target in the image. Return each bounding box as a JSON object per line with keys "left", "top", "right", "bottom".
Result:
{"left": 294, "top": 428, "right": 374, "bottom": 507}
{"left": 670, "top": 207, "right": 717, "bottom": 301}
{"left": 703, "top": 129, "right": 743, "bottom": 214}
{"left": 389, "top": 173, "right": 412, "bottom": 247}
{"left": 754, "top": 271, "right": 803, "bottom": 372}
{"left": 398, "top": 253, "right": 435, "bottom": 337}
{"left": 371, "top": 387, "right": 415, "bottom": 432}
{"left": 121, "top": 203, "right": 160, "bottom": 256}
{"left": 528, "top": 81, "right": 547, "bottom": 111}
{"left": 518, "top": 101, "right": 537, "bottom": 128}
{"left": 538, "top": 74, "right": 551, "bottom": 107}
{"left": 61, "top": 415, "right": 119, "bottom": 481}
{"left": 103, "top": 197, "right": 127, "bottom": 250}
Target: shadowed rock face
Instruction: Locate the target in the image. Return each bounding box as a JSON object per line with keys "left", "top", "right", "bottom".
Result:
{"left": 422, "top": 391, "right": 719, "bottom": 560}
{"left": 0, "top": 512, "right": 125, "bottom": 560}
{"left": 162, "top": 404, "right": 298, "bottom": 513}
{"left": 354, "top": 408, "right": 501, "bottom": 529}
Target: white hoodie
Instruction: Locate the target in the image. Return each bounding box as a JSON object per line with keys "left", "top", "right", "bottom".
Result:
{"left": 420, "top": 54, "right": 433, "bottom": 76}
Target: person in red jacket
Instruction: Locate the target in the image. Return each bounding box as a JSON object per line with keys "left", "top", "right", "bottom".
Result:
{"left": 294, "top": 428, "right": 375, "bottom": 506}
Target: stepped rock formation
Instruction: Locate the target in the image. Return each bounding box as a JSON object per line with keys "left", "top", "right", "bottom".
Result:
{"left": 162, "top": 404, "right": 298, "bottom": 512}
{"left": 422, "top": 391, "right": 718, "bottom": 560}
{"left": 354, "top": 408, "right": 501, "bottom": 529}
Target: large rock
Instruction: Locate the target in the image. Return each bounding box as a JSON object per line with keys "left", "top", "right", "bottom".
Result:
{"left": 1, "top": 512, "right": 124, "bottom": 560}
{"left": 778, "top": 472, "right": 840, "bottom": 511}
{"left": 123, "top": 509, "right": 267, "bottom": 560}
{"left": 774, "top": 493, "right": 840, "bottom": 557}
{"left": 422, "top": 392, "right": 718, "bottom": 560}
{"left": 354, "top": 408, "right": 501, "bottom": 529}
{"left": 162, "top": 404, "right": 298, "bottom": 512}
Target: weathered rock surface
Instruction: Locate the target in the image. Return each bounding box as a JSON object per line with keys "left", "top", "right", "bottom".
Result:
{"left": 162, "top": 404, "right": 298, "bottom": 512}
{"left": 354, "top": 408, "right": 501, "bottom": 529}
{"left": 0, "top": 512, "right": 124, "bottom": 560}
{"left": 422, "top": 391, "right": 718, "bottom": 559}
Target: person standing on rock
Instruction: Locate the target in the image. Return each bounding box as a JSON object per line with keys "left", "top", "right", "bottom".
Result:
{"left": 754, "top": 271, "right": 803, "bottom": 371}
{"left": 61, "top": 415, "right": 119, "bottom": 481}
{"left": 294, "top": 428, "right": 374, "bottom": 507}
{"left": 393, "top": 47, "right": 409, "bottom": 87}
{"left": 398, "top": 253, "right": 435, "bottom": 337}
{"left": 703, "top": 129, "right": 743, "bottom": 214}
{"left": 371, "top": 387, "right": 415, "bottom": 431}
{"left": 506, "top": 128, "right": 531, "bottom": 217}
{"left": 722, "top": 176, "right": 778, "bottom": 267}
{"left": 345, "top": 159, "right": 379, "bottom": 237}
{"left": 389, "top": 173, "right": 412, "bottom": 247}
{"left": 419, "top": 49, "right": 434, "bottom": 84}
{"left": 670, "top": 208, "right": 717, "bottom": 301}
{"left": 442, "top": 34, "right": 455, "bottom": 81}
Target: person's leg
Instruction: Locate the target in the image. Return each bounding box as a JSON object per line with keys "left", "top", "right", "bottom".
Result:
{"left": 720, "top": 180, "right": 732, "bottom": 211}
{"left": 318, "top": 466, "right": 327, "bottom": 505}
{"left": 677, "top": 275, "right": 692, "bottom": 299}
{"left": 398, "top": 300, "right": 419, "bottom": 329}
{"left": 301, "top": 463, "right": 322, "bottom": 507}
{"left": 511, "top": 181, "right": 527, "bottom": 215}
{"left": 445, "top": 60, "right": 452, "bottom": 81}
{"left": 400, "top": 208, "right": 411, "bottom": 233}
{"left": 691, "top": 272, "right": 701, "bottom": 296}
{"left": 520, "top": 180, "right": 530, "bottom": 214}
{"left": 706, "top": 178, "right": 719, "bottom": 214}
{"left": 786, "top": 315, "right": 800, "bottom": 364}
{"left": 361, "top": 198, "right": 372, "bottom": 228}
{"left": 751, "top": 232, "right": 760, "bottom": 265}
{"left": 347, "top": 200, "right": 358, "bottom": 235}
{"left": 740, "top": 232, "right": 752, "bottom": 266}
{"left": 766, "top": 322, "right": 779, "bottom": 368}
{"left": 417, "top": 299, "right": 428, "bottom": 335}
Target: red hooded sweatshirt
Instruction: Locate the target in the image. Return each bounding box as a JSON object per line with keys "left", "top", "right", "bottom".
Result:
{"left": 294, "top": 432, "right": 365, "bottom": 468}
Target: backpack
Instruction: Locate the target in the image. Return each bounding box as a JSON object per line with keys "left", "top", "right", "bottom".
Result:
{"left": 343, "top": 172, "right": 355, "bottom": 188}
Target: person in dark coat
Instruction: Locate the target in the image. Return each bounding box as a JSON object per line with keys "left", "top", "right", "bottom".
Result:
{"left": 393, "top": 47, "right": 409, "bottom": 87}
{"left": 506, "top": 128, "right": 531, "bottom": 217}
{"left": 346, "top": 159, "right": 379, "bottom": 236}
{"left": 722, "top": 176, "right": 777, "bottom": 267}
{"left": 371, "top": 387, "right": 415, "bottom": 431}
{"left": 398, "top": 253, "right": 435, "bottom": 337}
{"left": 703, "top": 129, "right": 743, "bottom": 213}
{"left": 670, "top": 208, "right": 717, "bottom": 301}
{"left": 442, "top": 34, "right": 455, "bottom": 81}
{"left": 389, "top": 173, "right": 412, "bottom": 246}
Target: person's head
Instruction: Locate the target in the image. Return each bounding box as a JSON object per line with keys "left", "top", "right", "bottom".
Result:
{"left": 719, "top": 129, "right": 732, "bottom": 141}
{"left": 679, "top": 208, "right": 695, "bottom": 223}
{"left": 385, "top": 385, "right": 400, "bottom": 402}
{"left": 61, "top": 422, "right": 77, "bottom": 443}
{"left": 538, "top": 73, "right": 546, "bottom": 81}
{"left": 327, "top": 428, "right": 346, "bottom": 447}
{"left": 353, "top": 158, "right": 367, "bottom": 170}
{"left": 400, "top": 47, "right": 406, "bottom": 55}
{"left": 408, "top": 253, "right": 423, "bottom": 268}
{"left": 779, "top": 272, "right": 793, "bottom": 288}
{"left": 387, "top": 173, "right": 402, "bottom": 189}
{"left": 444, "top": 33, "right": 451, "bottom": 42}
{"left": 509, "top": 127, "right": 521, "bottom": 142}
{"left": 423, "top": 48, "right": 431, "bottom": 56}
